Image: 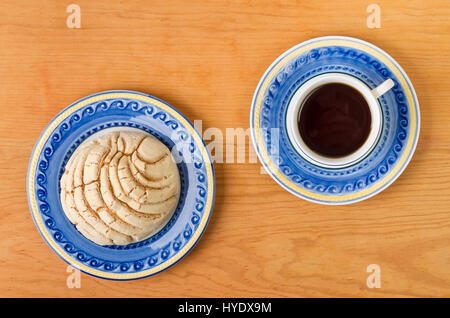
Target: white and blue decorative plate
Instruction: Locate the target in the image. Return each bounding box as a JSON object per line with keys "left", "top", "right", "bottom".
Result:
{"left": 250, "top": 36, "right": 420, "bottom": 205}
{"left": 27, "top": 90, "right": 215, "bottom": 280}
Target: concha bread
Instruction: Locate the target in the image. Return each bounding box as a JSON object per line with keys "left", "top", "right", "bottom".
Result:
{"left": 60, "top": 130, "right": 180, "bottom": 245}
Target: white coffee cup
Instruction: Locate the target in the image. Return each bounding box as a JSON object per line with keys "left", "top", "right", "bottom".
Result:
{"left": 286, "top": 73, "right": 394, "bottom": 168}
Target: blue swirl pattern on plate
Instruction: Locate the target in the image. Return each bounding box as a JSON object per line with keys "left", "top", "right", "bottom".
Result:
{"left": 27, "top": 91, "right": 215, "bottom": 280}
{"left": 251, "top": 36, "right": 420, "bottom": 204}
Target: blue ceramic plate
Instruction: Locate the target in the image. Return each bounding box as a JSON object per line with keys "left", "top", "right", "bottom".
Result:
{"left": 250, "top": 36, "right": 420, "bottom": 205}
{"left": 27, "top": 90, "right": 215, "bottom": 280}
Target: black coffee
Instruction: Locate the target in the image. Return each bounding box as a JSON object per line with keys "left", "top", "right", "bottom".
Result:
{"left": 298, "top": 83, "right": 371, "bottom": 158}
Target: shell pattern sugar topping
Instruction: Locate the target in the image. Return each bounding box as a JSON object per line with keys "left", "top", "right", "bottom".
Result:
{"left": 60, "top": 130, "right": 181, "bottom": 246}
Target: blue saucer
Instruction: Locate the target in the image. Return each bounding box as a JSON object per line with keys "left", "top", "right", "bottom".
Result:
{"left": 250, "top": 36, "right": 420, "bottom": 205}
{"left": 27, "top": 91, "right": 215, "bottom": 280}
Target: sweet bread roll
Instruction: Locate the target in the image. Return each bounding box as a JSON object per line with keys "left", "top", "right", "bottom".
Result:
{"left": 60, "top": 130, "right": 180, "bottom": 245}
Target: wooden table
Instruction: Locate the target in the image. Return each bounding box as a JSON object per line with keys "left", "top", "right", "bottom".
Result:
{"left": 1, "top": 0, "right": 449, "bottom": 298}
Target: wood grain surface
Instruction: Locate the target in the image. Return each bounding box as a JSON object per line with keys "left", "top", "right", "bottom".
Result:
{"left": 1, "top": 0, "right": 449, "bottom": 297}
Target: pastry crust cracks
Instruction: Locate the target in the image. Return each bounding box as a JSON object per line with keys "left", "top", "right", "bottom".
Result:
{"left": 60, "top": 131, "right": 180, "bottom": 245}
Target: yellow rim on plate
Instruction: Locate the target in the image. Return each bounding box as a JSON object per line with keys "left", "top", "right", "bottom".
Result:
{"left": 28, "top": 93, "right": 215, "bottom": 280}
{"left": 252, "top": 38, "right": 419, "bottom": 202}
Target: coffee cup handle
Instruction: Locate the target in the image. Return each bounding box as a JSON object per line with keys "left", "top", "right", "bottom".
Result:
{"left": 371, "top": 78, "right": 395, "bottom": 98}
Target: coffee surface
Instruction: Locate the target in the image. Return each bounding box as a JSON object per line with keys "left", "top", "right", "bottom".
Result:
{"left": 298, "top": 83, "right": 372, "bottom": 158}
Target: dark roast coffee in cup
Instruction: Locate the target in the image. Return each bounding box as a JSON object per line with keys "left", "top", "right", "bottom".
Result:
{"left": 286, "top": 73, "right": 390, "bottom": 168}
{"left": 298, "top": 83, "right": 372, "bottom": 158}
